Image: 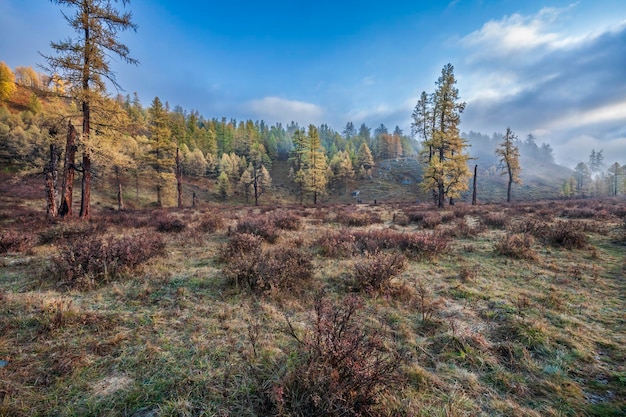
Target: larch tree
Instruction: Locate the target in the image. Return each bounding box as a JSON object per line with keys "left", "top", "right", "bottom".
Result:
{"left": 607, "top": 162, "right": 622, "bottom": 196}
{"left": 417, "top": 64, "right": 470, "bottom": 208}
{"left": 356, "top": 142, "right": 374, "bottom": 178}
{"left": 304, "top": 124, "right": 328, "bottom": 204}
{"left": 574, "top": 162, "right": 591, "bottom": 197}
{"left": 495, "top": 127, "right": 522, "bottom": 202}
{"left": 147, "top": 97, "right": 175, "bottom": 206}
{"left": 0, "top": 62, "right": 17, "bottom": 102}
{"left": 43, "top": 0, "right": 138, "bottom": 218}
{"left": 289, "top": 127, "right": 308, "bottom": 204}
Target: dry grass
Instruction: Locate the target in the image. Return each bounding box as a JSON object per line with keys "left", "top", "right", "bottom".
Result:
{"left": 0, "top": 198, "right": 625, "bottom": 416}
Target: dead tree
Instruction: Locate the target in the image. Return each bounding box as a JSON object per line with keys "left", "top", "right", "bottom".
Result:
{"left": 58, "top": 121, "right": 77, "bottom": 217}
{"left": 472, "top": 165, "right": 477, "bottom": 205}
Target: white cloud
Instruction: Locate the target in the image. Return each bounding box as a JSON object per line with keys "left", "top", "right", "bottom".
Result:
{"left": 246, "top": 97, "right": 325, "bottom": 126}
{"left": 546, "top": 99, "right": 626, "bottom": 131}
{"left": 462, "top": 4, "right": 585, "bottom": 59}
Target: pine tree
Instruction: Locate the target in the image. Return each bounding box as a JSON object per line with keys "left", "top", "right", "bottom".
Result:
{"left": 495, "top": 127, "right": 522, "bottom": 202}
{"left": 148, "top": 97, "right": 175, "bottom": 206}
{"left": 304, "top": 125, "right": 328, "bottom": 204}
{"left": 418, "top": 64, "right": 470, "bottom": 208}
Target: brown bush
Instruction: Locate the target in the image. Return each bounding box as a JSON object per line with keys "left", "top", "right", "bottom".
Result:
{"left": 336, "top": 209, "right": 382, "bottom": 227}
{"left": 353, "top": 251, "right": 407, "bottom": 293}
{"left": 392, "top": 212, "right": 410, "bottom": 226}
{"left": 0, "top": 229, "right": 36, "bottom": 253}
{"left": 236, "top": 217, "right": 279, "bottom": 243}
{"left": 271, "top": 211, "right": 302, "bottom": 231}
{"left": 482, "top": 212, "right": 509, "bottom": 229}
{"left": 39, "top": 220, "right": 108, "bottom": 244}
{"left": 273, "top": 295, "right": 404, "bottom": 416}
{"left": 421, "top": 212, "right": 442, "bottom": 229}
{"left": 52, "top": 233, "right": 166, "bottom": 288}
{"left": 199, "top": 213, "right": 224, "bottom": 233}
{"left": 313, "top": 230, "right": 356, "bottom": 258}
{"left": 397, "top": 232, "right": 450, "bottom": 260}
{"left": 494, "top": 233, "right": 537, "bottom": 260}
{"left": 155, "top": 215, "right": 186, "bottom": 233}
{"left": 223, "top": 243, "right": 312, "bottom": 294}
{"left": 220, "top": 232, "right": 264, "bottom": 262}
{"left": 543, "top": 221, "right": 588, "bottom": 249}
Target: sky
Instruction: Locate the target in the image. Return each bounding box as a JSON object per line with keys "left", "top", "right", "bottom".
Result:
{"left": 1, "top": 0, "right": 625, "bottom": 166}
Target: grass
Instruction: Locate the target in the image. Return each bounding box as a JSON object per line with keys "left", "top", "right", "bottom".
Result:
{"left": 0, "top": 194, "right": 625, "bottom": 416}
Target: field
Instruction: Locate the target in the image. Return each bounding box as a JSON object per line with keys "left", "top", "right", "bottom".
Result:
{"left": 1, "top": 176, "right": 625, "bottom": 416}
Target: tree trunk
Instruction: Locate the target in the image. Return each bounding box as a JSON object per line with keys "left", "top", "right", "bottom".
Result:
{"left": 253, "top": 166, "right": 259, "bottom": 206}
{"left": 59, "top": 121, "right": 77, "bottom": 217}
{"left": 472, "top": 165, "right": 477, "bottom": 205}
{"left": 192, "top": 191, "right": 197, "bottom": 208}
{"left": 79, "top": 152, "right": 91, "bottom": 218}
{"left": 437, "top": 182, "right": 445, "bottom": 208}
{"left": 45, "top": 144, "right": 59, "bottom": 217}
{"left": 176, "top": 147, "right": 183, "bottom": 208}
{"left": 116, "top": 167, "right": 124, "bottom": 211}
{"left": 507, "top": 172, "right": 513, "bottom": 203}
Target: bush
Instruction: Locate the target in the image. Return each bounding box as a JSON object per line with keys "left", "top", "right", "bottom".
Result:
{"left": 273, "top": 295, "right": 404, "bottom": 416}
{"left": 199, "top": 213, "right": 224, "bottom": 233}
{"left": 39, "top": 220, "right": 108, "bottom": 244}
{"left": 421, "top": 212, "right": 442, "bottom": 229}
{"left": 494, "top": 233, "right": 537, "bottom": 260}
{"left": 397, "top": 232, "right": 450, "bottom": 260}
{"left": 482, "top": 212, "right": 509, "bottom": 229}
{"left": 52, "top": 233, "right": 166, "bottom": 288}
{"left": 543, "top": 221, "right": 588, "bottom": 249}
{"left": 271, "top": 212, "right": 302, "bottom": 231}
{"left": 313, "top": 230, "right": 356, "bottom": 258}
{"left": 236, "top": 217, "right": 279, "bottom": 243}
{"left": 0, "top": 229, "right": 36, "bottom": 253}
{"left": 223, "top": 235, "right": 312, "bottom": 293}
{"left": 155, "top": 216, "right": 186, "bottom": 233}
{"left": 336, "top": 209, "right": 382, "bottom": 227}
{"left": 353, "top": 251, "right": 406, "bottom": 293}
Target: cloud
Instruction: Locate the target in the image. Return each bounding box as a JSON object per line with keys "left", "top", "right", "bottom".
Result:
{"left": 458, "top": 6, "right": 626, "bottom": 165}
{"left": 246, "top": 97, "right": 325, "bottom": 126}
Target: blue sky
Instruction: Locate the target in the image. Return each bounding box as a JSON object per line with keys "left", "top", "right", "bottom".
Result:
{"left": 1, "top": 0, "right": 625, "bottom": 166}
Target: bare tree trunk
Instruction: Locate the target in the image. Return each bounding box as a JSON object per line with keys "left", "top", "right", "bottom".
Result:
{"left": 192, "top": 191, "right": 197, "bottom": 208}
{"left": 116, "top": 166, "right": 124, "bottom": 211}
{"left": 176, "top": 147, "right": 183, "bottom": 208}
{"left": 253, "top": 166, "right": 259, "bottom": 206}
{"left": 79, "top": 152, "right": 91, "bottom": 218}
{"left": 59, "top": 121, "right": 77, "bottom": 217}
{"left": 507, "top": 172, "right": 513, "bottom": 203}
{"left": 472, "top": 165, "right": 477, "bottom": 205}
{"left": 45, "top": 144, "right": 59, "bottom": 217}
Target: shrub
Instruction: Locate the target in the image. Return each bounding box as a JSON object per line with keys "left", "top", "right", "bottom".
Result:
{"left": 543, "top": 221, "right": 588, "bottom": 249}
{"left": 271, "top": 212, "right": 302, "bottom": 231}
{"left": 39, "top": 220, "right": 108, "bottom": 244}
{"left": 421, "top": 212, "right": 442, "bottom": 229}
{"left": 494, "top": 233, "right": 537, "bottom": 260}
{"left": 0, "top": 229, "right": 36, "bottom": 253}
{"left": 482, "top": 212, "right": 509, "bottom": 229}
{"left": 336, "top": 209, "right": 382, "bottom": 227}
{"left": 223, "top": 235, "right": 312, "bottom": 293}
{"left": 353, "top": 251, "right": 407, "bottom": 293}
{"left": 313, "top": 230, "right": 356, "bottom": 258}
{"left": 52, "top": 233, "right": 166, "bottom": 288}
{"left": 274, "top": 295, "right": 404, "bottom": 416}
{"left": 397, "top": 232, "right": 450, "bottom": 260}
{"left": 155, "top": 216, "right": 186, "bottom": 233}
{"left": 199, "top": 213, "right": 224, "bottom": 233}
{"left": 392, "top": 212, "right": 410, "bottom": 226}
{"left": 236, "top": 217, "right": 279, "bottom": 243}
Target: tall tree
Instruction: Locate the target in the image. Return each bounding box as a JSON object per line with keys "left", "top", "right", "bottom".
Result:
{"left": 43, "top": 0, "right": 138, "bottom": 218}
{"left": 419, "top": 64, "right": 470, "bottom": 208}
{"left": 304, "top": 125, "right": 328, "bottom": 204}
{"left": 607, "top": 162, "right": 622, "bottom": 196}
{"left": 495, "top": 127, "right": 522, "bottom": 202}
{"left": 573, "top": 162, "right": 591, "bottom": 197}
{"left": 147, "top": 97, "right": 174, "bottom": 206}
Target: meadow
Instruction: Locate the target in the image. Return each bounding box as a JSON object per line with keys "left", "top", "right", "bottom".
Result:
{"left": 1, "top": 177, "right": 625, "bottom": 416}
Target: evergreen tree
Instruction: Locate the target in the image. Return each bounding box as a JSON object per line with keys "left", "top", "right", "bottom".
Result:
{"left": 304, "top": 125, "right": 328, "bottom": 204}
{"left": 148, "top": 97, "right": 175, "bottom": 206}
{"left": 419, "top": 64, "right": 470, "bottom": 208}
{"left": 495, "top": 127, "right": 522, "bottom": 202}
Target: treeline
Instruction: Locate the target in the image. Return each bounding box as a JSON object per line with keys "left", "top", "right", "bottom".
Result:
{"left": 0, "top": 62, "right": 417, "bottom": 207}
